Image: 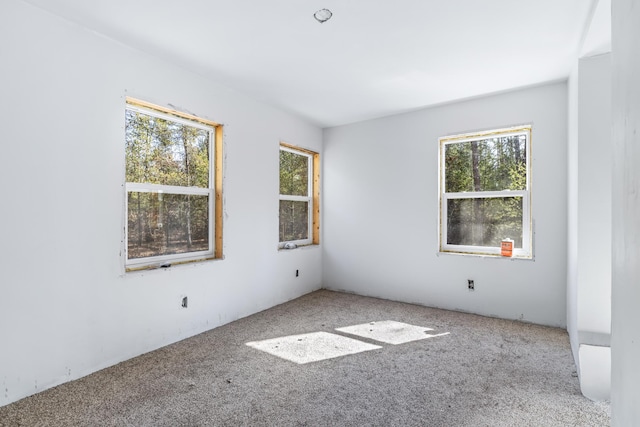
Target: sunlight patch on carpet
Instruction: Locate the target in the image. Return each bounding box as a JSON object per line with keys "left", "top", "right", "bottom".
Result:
{"left": 246, "top": 331, "right": 382, "bottom": 364}
{"left": 336, "top": 320, "right": 450, "bottom": 345}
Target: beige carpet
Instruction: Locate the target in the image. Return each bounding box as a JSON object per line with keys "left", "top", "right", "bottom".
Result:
{"left": 0, "top": 290, "right": 610, "bottom": 426}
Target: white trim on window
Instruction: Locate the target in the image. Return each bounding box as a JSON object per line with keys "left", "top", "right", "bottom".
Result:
{"left": 279, "top": 146, "right": 313, "bottom": 248}
{"left": 124, "top": 100, "right": 217, "bottom": 270}
{"left": 438, "top": 126, "right": 532, "bottom": 258}
{"left": 125, "top": 103, "right": 214, "bottom": 132}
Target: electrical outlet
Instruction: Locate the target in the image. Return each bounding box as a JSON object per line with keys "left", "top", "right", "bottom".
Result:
{"left": 182, "top": 296, "right": 188, "bottom": 308}
{"left": 468, "top": 279, "right": 475, "bottom": 290}
{"left": 296, "top": 269, "right": 299, "bottom": 277}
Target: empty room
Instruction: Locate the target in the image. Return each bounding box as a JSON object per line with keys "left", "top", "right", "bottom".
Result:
{"left": 1, "top": 0, "right": 638, "bottom": 426}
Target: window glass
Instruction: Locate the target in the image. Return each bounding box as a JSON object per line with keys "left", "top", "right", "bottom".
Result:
{"left": 279, "top": 150, "right": 309, "bottom": 196}
{"left": 125, "top": 109, "right": 210, "bottom": 187}
{"left": 127, "top": 192, "right": 210, "bottom": 260}
{"left": 444, "top": 135, "right": 526, "bottom": 193}
{"left": 279, "top": 200, "right": 309, "bottom": 242}
{"left": 446, "top": 197, "right": 523, "bottom": 248}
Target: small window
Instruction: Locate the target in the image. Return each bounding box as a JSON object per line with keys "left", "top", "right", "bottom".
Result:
{"left": 279, "top": 144, "right": 319, "bottom": 248}
{"left": 124, "top": 98, "right": 223, "bottom": 270}
{"left": 439, "top": 126, "right": 532, "bottom": 258}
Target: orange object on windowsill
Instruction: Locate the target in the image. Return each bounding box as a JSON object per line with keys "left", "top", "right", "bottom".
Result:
{"left": 501, "top": 239, "right": 514, "bottom": 257}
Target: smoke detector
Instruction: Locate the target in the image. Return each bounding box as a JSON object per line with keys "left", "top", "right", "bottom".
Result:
{"left": 314, "top": 8, "right": 332, "bottom": 23}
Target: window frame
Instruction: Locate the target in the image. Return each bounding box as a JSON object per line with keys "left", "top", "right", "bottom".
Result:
{"left": 438, "top": 126, "right": 532, "bottom": 258}
{"left": 279, "top": 143, "right": 320, "bottom": 248}
{"left": 124, "top": 97, "right": 223, "bottom": 271}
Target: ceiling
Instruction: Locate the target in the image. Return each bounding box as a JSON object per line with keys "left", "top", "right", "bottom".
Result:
{"left": 24, "top": 0, "right": 599, "bottom": 128}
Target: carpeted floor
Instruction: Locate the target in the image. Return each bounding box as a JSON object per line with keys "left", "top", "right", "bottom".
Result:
{"left": 0, "top": 290, "right": 610, "bottom": 426}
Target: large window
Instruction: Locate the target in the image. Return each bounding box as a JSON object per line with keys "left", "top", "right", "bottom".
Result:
{"left": 279, "top": 144, "right": 319, "bottom": 248}
{"left": 439, "top": 126, "right": 532, "bottom": 258}
{"left": 125, "top": 98, "right": 222, "bottom": 270}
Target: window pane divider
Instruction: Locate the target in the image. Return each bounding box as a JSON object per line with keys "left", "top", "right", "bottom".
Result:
{"left": 126, "top": 182, "right": 211, "bottom": 196}
{"left": 444, "top": 190, "right": 527, "bottom": 199}
{"left": 279, "top": 195, "right": 312, "bottom": 202}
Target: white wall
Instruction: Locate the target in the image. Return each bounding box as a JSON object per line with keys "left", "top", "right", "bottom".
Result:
{"left": 566, "top": 53, "right": 612, "bottom": 401}
{"left": 576, "top": 54, "right": 612, "bottom": 339}
{"left": 611, "top": 0, "right": 640, "bottom": 423}
{"left": 323, "top": 83, "right": 568, "bottom": 327}
{"left": 567, "top": 60, "right": 580, "bottom": 369}
{"left": 0, "top": 0, "right": 322, "bottom": 407}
